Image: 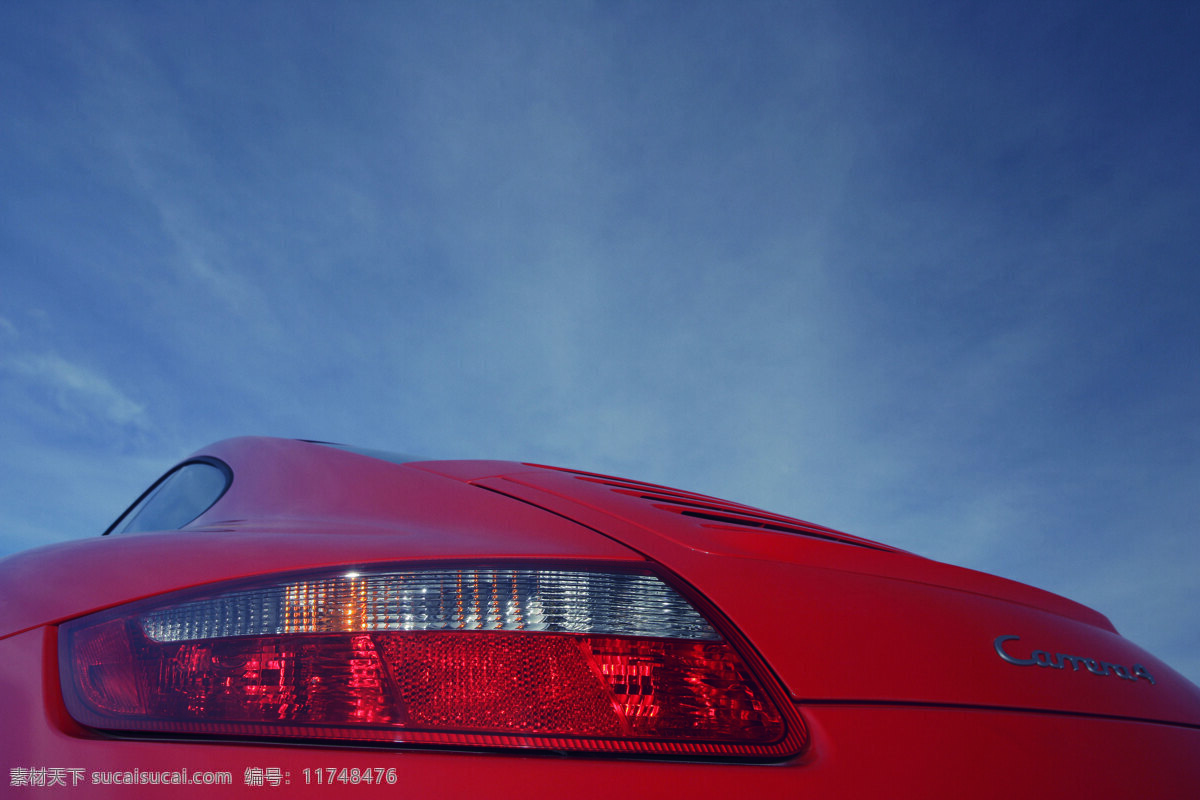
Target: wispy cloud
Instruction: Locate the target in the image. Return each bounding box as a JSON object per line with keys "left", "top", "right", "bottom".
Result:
{"left": 4, "top": 352, "right": 150, "bottom": 432}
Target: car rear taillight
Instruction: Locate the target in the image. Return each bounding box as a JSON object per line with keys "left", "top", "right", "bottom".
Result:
{"left": 60, "top": 565, "right": 804, "bottom": 757}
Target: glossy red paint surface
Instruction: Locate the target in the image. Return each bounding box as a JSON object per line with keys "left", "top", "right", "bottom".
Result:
{"left": 2, "top": 436, "right": 1198, "bottom": 796}
{"left": 460, "top": 469, "right": 1200, "bottom": 726}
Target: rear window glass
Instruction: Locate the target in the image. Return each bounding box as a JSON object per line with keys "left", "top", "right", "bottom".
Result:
{"left": 106, "top": 460, "right": 231, "bottom": 535}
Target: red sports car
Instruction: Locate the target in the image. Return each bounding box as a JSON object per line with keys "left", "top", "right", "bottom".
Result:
{"left": 3, "top": 437, "right": 1198, "bottom": 796}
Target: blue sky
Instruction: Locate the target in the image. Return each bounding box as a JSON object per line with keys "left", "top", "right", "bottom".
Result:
{"left": 2, "top": 2, "right": 1197, "bottom": 683}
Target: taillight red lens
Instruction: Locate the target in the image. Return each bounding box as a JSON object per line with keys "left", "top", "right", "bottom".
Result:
{"left": 60, "top": 565, "right": 804, "bottom": 757}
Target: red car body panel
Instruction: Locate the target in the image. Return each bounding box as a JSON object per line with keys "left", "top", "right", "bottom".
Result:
{"left": 458, "top": 468, "right": 1200, "bottom": 726}
{"left": 2, "top": 436, "right": 1198, "bottom": 796}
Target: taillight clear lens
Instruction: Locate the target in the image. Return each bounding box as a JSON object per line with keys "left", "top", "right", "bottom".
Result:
{"left": 60, "top": 565, "right": 804, "bottom": 757}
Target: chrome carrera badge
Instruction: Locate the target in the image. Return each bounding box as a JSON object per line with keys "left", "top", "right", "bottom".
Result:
{"left": 994, "top": 635, "right": 1156, "bottom": 685}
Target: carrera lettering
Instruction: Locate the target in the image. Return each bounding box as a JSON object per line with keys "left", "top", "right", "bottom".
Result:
{"left": 1032, "top": 650, "right": 1061, "bottom": 669}
{"left": 1058, "top": 653, "right": 1083, "bottom": 671}
{"left": 994, "top": 635, "right": 1035, "bottom": 666}
{"left": 993, "top": 635, "right": 1155, "bottom": 685}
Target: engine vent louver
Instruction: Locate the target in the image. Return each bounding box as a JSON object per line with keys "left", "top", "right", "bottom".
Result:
{"left": 532, "top": 466, "right": 897, "bottom": 552}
